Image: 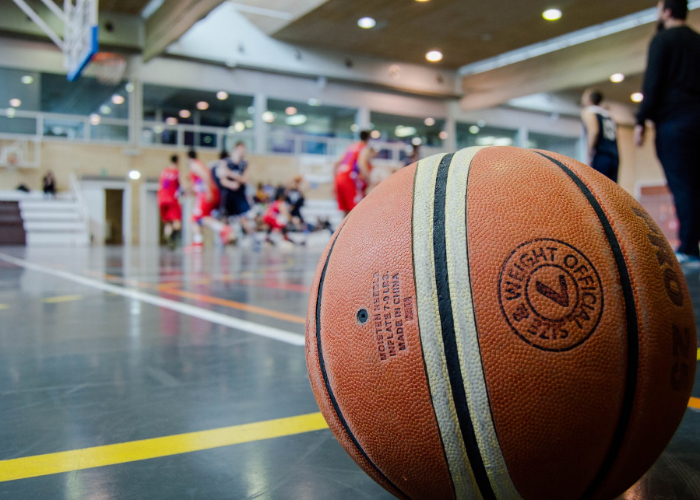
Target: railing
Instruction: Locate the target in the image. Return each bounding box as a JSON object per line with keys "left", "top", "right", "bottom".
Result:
{"left": 0, "top": 108, "right": 129, "bottom": 144}
{"left": 0, "top": 109, "right": 447, "bottom": 164}
{"left": 69, "top": 172, "right": 91, "bottom": 240}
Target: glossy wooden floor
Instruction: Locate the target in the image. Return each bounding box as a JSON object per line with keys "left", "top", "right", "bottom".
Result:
{"left": 0, "top": 244, "right": 697, "bottom": 500}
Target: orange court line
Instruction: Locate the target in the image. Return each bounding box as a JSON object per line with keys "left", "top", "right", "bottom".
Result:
{"left": 689, "top": 397, "right": 700, "bottom": 411}
{"left": 157, "top": 287, "right": 306, "bottom": 324}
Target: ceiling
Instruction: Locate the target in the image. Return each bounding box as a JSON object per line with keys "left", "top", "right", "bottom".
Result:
{"left": 49, "top": 0, "right": 152, "bottom": 15}
{"left": 565, "top": 73, "right": 645, "bottom": 106}
{"left": 274, "top": 0, "right": 656, "bottom": 68}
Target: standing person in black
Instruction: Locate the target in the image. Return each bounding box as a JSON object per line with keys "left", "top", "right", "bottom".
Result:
{"left": 581, "top": 89, "right": 619, "bottom": 182}
{"left": 635, "top": 0, "right": 700, "bottom": 266}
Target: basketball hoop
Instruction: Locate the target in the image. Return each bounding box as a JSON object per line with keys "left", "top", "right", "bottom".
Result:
{"left": 91, "top": 52, "right": 127, "bottom": 85}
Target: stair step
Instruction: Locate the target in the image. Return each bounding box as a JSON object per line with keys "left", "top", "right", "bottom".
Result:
{"left": 20, "top": 201, "right": 80, "bottom": 211}
{"left": 24, "top": 221, "right": 86, "bottom": 232}
{"left": 21, "top": 212, "right": 81, "bottom": 221}
{"left": 26, "top": 232, "right": 90, "bottom": 246}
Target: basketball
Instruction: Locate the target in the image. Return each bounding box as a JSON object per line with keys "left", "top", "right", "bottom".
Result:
{"left": 306, "top": 146, "right": 697, "bottom": 500}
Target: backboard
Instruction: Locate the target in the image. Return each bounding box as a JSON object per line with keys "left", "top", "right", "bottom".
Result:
{"left": 64, "top": 0, "right": 99, "bottom": 81}
{"left": 11, "top": 0, "right": 98, "bottom": 81}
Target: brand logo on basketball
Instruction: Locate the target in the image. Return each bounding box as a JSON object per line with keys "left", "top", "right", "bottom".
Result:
{"left": 498, "top": 239, "right": 603, "bottom": 351}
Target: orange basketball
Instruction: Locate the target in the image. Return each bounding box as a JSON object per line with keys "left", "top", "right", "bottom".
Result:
{"left": 305, "top": 147, "right": 697, "bottom": 500}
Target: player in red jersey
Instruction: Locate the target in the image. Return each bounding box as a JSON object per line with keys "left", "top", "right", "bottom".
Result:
{"left": 158, "top": 155, "right": 182, "bottom": 249}
{"left": 334, "top": 130, "right": 375, "bottom": 216}
{"left": 263, "top": 187, "right": 293, "bottom": 245}
{"left": 187, "top": 150, "right": 228, "bottom": 249}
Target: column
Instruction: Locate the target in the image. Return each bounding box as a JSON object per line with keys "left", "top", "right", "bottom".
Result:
{"left": 253, "top": 93, "right": 267, "bottom": 155}
{"left": 128, "top": 80, "right": 143, "bottom": 146}
{"left": 444, "top": 116, "right": 457, "bottom": 152}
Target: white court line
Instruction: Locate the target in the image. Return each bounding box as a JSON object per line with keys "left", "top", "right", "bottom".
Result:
{"left": 0, "top": 253, "right": 306, "bottom": 346}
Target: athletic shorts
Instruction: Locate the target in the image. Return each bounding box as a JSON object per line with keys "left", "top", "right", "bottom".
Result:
{"left": 159, "top": 199, "right": 182, "bottom": 223}
{"left": 192, "top": 193, "right": 220, "bottom": 223}
{"left": 263, "top": 215, "right": 286, "bottom": 230}
{"left": 335, "top": 175, "right": 362, "bottom": 212}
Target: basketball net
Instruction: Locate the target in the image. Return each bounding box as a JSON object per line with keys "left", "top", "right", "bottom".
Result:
{"left": 91, "top": 52, "right": 127, "bottom": 85}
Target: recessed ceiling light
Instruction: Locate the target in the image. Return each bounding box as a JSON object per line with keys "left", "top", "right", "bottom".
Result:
{"left": 543, "top": 9, "right": 562, "bottom": 21}
{"left": 395, "top": 126, "right": 417, "bottom": 138}
{"left": 477, "top": 120, "right": 486, "bottom": 127}
{"left": 631, "top": 92, "right": 644, "bottom": 103}
{"left": 358, "top": 17, "right": 376, "bottom": 29}
{"left": 197, "top": 101, "right": 209, "bottom": 110}
{"left": 610, "top": 73, "right": 625, "bottom": 83}
{"left": 415, "top": 0, "right": 430, "bottom": 2}
{"left": 6, "top": 108, "right": 16, "bottom": 118}
{"left": 412, "top": 137, "right": 423, "bottom": 145}
{"left": 100, "top": 105, "right": 111, "bottom": 114}
{"left": 89, "top": 114, "right": 101, "bottom": 125}
{"left": 307, "top": 98, "right": 321, "bottom": 106}
{"left": 21, "top": 75, "right": 33, "bottom": 84}
{"left": 125, "top": 82, "right": 134, "bottom": 93}
{"left": 370, "top": 130, "right": 381, "bottom": 139}
{"left": 426, "top": 50, "right": 443, "bottom": 62}
{"left": 234, "top": 121, "right": 246, "bottom": 132}
{"left": 111, "top": 94, "right": 125, "bottom": 105}
{"left": 128, "top": 170, "right": 141, "bottom": 180}
{"left": 424, "top": 117, "right": 435, "bottom": 126}
{"left": 262, "top": 111, "right": 275, "bottom": 123}
{"left": 247, "top": 106, "right": 255, "bottom": 115}
{"left": 165, "top": 117, "right": 178, "bottom": 125}
{"left": 9, "top": 98, "right": 21, "bottom": 107}
{"left": 217, "top": 91, "right": 229, "bottom": 100}
{"left": 469, "top": 125, "right": 480, "bottom": 134}
{"left": 439, "top": 131, "right": 448, "bottom": 140}
{"left": 245, "top": 120, "right": 254, "bottom": 128}
{"left": 179, "top": 109, "right": 191, "bottom": 118}
{"left": 351, "top": 124, "right": 359, "bottom": 132}
{"left": 285, "top": 106, "right": 297, "bottom": 115}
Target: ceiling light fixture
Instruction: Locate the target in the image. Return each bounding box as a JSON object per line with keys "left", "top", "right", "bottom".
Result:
{"left": 424, "top": 117, "right": 435, "bottom": 126}
{"left": 262, "top": 111, "right": 275, "bottom": 123}
{"left": 610, "top": 73, "right": 625, "bottom": 83}
{"left": 426, "top": 50, "right": 443, "bottom": 62}
{"left": 631, "top": 92, "right": 644, "bottom": 103}
{"left": 543, "top": 9, "right": 562, "bottom": 21}
{"left": 100, "top": 105, "right": 111, "bottom": 114}
{"left": 125, "top": 82, "right": 134, "bottom": 93}
{"left": 234, "top": 121, "right": 246, "bottom": 132}
{"left": 358, "top": 17, "right": 376, "bottom": 29}
{"left": 285, "top": 106, "right": 297, "bottom": 115}
{"left": 307, "top": 98, "right": 321, "bottom": 106}
{"left": 439, "top": 131, "right": 448, "bottom": 140}
{"left": 370, "top": 130, "right": 381, "bottom": 139}
{"left": 412, "top": 137, "right": 423, "bottom": 146}
{"left": 197, "top": 101, "right": 209, "bottom": 110}
{"left": 21, "top": 75, "right": 33, "bottom": 84}
{"left": 9, "top": 99, "right": 21, "bottom": 107}
{"left": 286, "top": 114, "right": 308, "bottom": 126}
{"left": 128, "top": 170, "right": 141, "bottom": 180}
{"left": 469, "top": 125, "right": 480, "bottom": 134}
{"left": 165, "top": 117, "right": 178, "bottom": 125}
{"left": 89, "top": 114, "right": 101, "bottom": 125}
{"left": 111, "top": 94, "right": 125, "bottom": 105}
{"left": 6, "top": 108, "right": 16, "bottom": 118}
{"left": 217, "top": 91, "right": 229, "bottom": 100}
{"left": 179, "top": 109, "right": 191, "bottom": 118}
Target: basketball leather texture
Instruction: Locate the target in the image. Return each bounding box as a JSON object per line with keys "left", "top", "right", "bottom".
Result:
{"left": 305, "top": 146, "right": 696, "bottom": 500}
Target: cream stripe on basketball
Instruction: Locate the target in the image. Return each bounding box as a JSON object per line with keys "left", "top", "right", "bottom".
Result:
{"left": 413, "top": 152, "right": 479, "bottom": 500}
{"left": 444, "top": 148, "right": 522, "bottom": 500}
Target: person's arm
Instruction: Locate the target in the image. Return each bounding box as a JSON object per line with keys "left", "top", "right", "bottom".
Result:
{"left": 357, "top": 147, "right": 371, "bottom": 181}
{"left": 217, "top": 164, "right": 240, "bottom": 190}
{"left": 636, "top": 35, "right": 666, "bottom": 146}
{"left": 191, "top": 161, "right": 215, "bottom": 197}
{"left": 581, "top": 109, "right": 599, "bottom": 163}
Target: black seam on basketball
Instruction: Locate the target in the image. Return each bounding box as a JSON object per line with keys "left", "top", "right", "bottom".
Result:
{"left": 536, "top": 152, "right": 639, "bottom": 500}
{"left": 433, "top": 153, "right": 498, "bottom": 500}
{"left": 411, "top": 158, "right": 458, "bottom": 499}
{"left": 314, "top": 225, "right": 412, "bottom": 500}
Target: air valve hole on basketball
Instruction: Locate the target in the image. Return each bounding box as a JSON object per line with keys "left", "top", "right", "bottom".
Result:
{"left": 357, "top": 308, "right": 369, "bottom": 324}
{"left": 371, "top": 272, "right": 414, "bottom": 361}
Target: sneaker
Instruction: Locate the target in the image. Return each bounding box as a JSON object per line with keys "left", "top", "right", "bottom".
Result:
{"left": 675, "top": 253, "right": 700, "bottom": 268}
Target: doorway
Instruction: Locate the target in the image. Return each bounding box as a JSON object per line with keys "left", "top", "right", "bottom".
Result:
{"left": 105, "top": 189, "right": 124, "bottom": 245}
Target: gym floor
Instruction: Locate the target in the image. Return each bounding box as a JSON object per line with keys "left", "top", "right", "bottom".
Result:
{"left": 0, "top": 245, "right": 698, "bottom": 500}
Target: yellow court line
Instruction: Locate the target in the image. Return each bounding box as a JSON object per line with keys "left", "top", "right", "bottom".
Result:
{"left": 690, "top": 397, "right": 700, "bottom": 411}
{"left": 0, "top": 412, "right": 328, "bottom": 483}
{"left": 43, "top": 295, "right": 83, "bottom": 304}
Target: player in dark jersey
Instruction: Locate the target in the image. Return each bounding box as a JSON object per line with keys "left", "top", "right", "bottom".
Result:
{"left": 581, "top": 89, "right": 620, "bottom": 182}
{"left": 213, "top": 141, "right": 255, "bottom": 237}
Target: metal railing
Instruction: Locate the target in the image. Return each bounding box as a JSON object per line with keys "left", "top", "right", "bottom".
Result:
{"left": 0, "top": 109, "right": 446, "bottom": 163}
{"left": 69, "top": 171, "right": 91, "bottom": 239}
